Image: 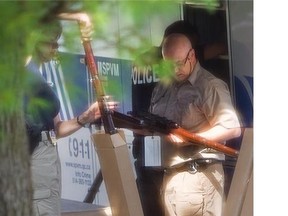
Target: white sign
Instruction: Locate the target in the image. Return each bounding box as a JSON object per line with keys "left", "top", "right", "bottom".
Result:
{"left": 57, "top": 128, "right": 109, "bottom": 205}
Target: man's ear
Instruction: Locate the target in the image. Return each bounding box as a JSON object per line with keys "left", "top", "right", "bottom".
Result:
{"left": 190, "top": 48, "right": 195, "bottom": 57}
{"left": 188, "top": 49, "right": 196, "bottom": 61}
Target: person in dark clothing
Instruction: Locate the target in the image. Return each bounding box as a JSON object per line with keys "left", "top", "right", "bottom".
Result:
{"left": 24, "top": 14, "right": 114, "bottom": 216}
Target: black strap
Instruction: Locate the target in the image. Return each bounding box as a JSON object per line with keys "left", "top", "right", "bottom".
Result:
{"left": 164, "top": 158, "right": 222, "bottom": 174}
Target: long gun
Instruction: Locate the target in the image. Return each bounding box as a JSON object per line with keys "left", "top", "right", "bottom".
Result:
{"left": 112, "top": 111, "right": 239, "bottom": 157}
{"left": 82, "top": 41, "right": 118, "bottom": 134}
{"left": 58, "top": 13, "right": 117, "bottom": 134}
{"left": 57, "top": 13, "right": 117, "bottom": 204}
{"left": 58, "top": 15, "right": 145, "bottom": 215}
{"left": 79, "top": 21, "right": 144, "bottom": 214}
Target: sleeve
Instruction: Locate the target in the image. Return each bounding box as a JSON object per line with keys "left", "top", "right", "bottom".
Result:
{"left": 202, "top": 79, "right": 241, "bottom": 129}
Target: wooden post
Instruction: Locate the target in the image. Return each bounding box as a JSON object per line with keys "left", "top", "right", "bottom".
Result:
{"left": 91, "top": 131, "right": 143, "bottom": 216}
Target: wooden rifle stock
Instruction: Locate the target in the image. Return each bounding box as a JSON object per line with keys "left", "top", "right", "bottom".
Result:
{"left": 171, "top": 127, "right": 239, "bottom": 157}
{"left": 80, "top": 30, "right": 117, "bottom": 135}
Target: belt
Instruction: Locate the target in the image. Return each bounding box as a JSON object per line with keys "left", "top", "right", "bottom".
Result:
{"left": 40, "top": 130, "right": 57, "bottom": 146}
{"left": 164, "top": 158, "right": 222, "bottom": 174}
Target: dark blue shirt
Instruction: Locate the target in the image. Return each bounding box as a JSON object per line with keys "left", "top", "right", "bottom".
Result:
{"left": 24, "top": 60, "right": 60, "bottom": 152}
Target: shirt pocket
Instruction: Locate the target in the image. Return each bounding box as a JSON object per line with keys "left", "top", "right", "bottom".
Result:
{"left": 176, "top": 93, "right": 204, "bottom": 130}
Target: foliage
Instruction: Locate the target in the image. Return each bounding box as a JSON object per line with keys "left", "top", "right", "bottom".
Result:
{"left": 0, "top": 0, "right": 216, "bottom": 214}
{"left": 0, "top": 1, "right": 74, "bottom": 215}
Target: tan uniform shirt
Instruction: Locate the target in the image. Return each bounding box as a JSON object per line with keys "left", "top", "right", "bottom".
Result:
{"left": 150, "top": 61, "right": 240, "bottom": 167}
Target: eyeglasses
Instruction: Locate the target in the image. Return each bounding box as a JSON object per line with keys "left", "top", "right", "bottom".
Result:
{"left": 174, "top": 49, "right": 192, "bottom": 69}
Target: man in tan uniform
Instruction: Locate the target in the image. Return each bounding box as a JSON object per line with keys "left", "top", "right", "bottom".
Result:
{"left": 149, "top": 33, "right": 241, "bottom": 216}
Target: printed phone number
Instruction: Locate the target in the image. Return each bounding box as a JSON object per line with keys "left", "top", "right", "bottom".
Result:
{"left": 72, "top": 177, "right": 92, "bottom": 186}
{"left": 68, "top": 137, "right": 91, "bottom": 159}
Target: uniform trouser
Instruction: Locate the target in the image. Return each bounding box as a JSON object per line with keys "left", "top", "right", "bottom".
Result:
{"left": 163, "top": 163, "right": 224, "bottom": 216}
{"left": 31, "top": 139, "right": 61, "bottom": 216}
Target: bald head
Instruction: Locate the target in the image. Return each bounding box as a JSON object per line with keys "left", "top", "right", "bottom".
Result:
{"left": 162, "top": 33, "right": 192, "bottom": 60}
{"left": 161, "top": 33, "right": 197, "bottom": 82}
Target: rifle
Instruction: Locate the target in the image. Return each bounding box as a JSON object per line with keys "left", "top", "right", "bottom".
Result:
{"left": 57, "top": 13, "right": 117, "bottom": 204}
{"left": 58, "top": 15, "right": 144, "bottom": 216}
{"left": 112, "top": 111, "right": 239, "bottom": 157}
{"left": 80, "top": 31, "right": 144, "bottom": 215}
{"left": 57, "top": 13, "right": 117, "bottom": 135}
